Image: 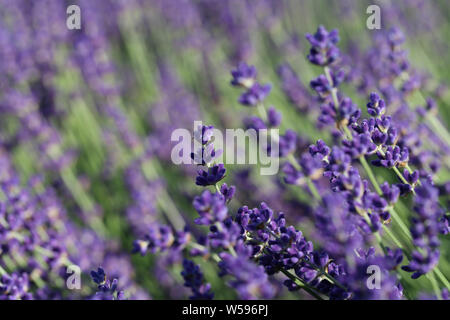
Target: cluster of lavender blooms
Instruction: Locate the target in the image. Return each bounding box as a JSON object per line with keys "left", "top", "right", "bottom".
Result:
{"left": 346, "top": 27, "right": 450, "bottom": 183}
{"left": 135, "top": 118, "right": 410, "bottom": 299}
{"left": 218, "top": 25, "right": 450, "bottom": 299}
{"left": 306, "top": 27, "right": 449, "bottom": 283}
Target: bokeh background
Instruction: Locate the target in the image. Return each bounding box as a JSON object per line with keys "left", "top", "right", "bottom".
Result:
{"left": 0, "top": 0, "right": 449, "bottom": 299}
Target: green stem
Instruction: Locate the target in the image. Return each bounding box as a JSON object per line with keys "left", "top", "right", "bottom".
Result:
{"left": 392, "top": 166, "right": 410, "bottom": 185}
{"left": 280, "top": 269, "right": 325, "bottom": 300}
{"left": 0, "top": 265, "right": 7, "bottom": 276}
{"left": 426, "top": 112, "right": 450, "bottom": 147}
{"left": 359, "top": 156, "right": 383, "bottom": 194}
{"left": 286, "top": 153, "right": 321, "bottom": 200}
{"left": 387, "top": 208, "right": 413, "bottom": 249}
{"left": 427, "top": 273, "right": 443, "bottom": 300}
{"left": 382, "top": 225, "right": 406, "bottom": 251}
{"left": 359, "top": 157, "right": 414, "bottom": 251}
{"left": 306, "top": 178, "right": 321, "bottom": 200}
{"left": 433, "top": 268, "right": 450, "bottom": 289}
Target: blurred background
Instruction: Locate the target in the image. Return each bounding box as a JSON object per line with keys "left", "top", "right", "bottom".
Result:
{"left": 0, "top": 0, "right": 449, "bottom": 299}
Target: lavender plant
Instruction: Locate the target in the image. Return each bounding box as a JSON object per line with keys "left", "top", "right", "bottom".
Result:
{"left": 0, "top": 0, "right": 449, "bottom": 302}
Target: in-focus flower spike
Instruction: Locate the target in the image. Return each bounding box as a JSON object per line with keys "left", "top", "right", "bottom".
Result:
{"left": 372, "top": 146, "right": 409, "bottom": 168}
{"left": 191, "top": 124, "right": 226, "bottom": 186}
{"left": 403, "top": 169, "right": 419, "bottom": 186}
{"left": 90, "top": 267, "right": 126, "bottom": 300}
{"left": 309, "top": 139, "right": 331, "bottom": 160}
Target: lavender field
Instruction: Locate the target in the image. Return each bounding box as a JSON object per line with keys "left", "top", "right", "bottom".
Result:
{"left": 0, "top": 0, "right": 449, "bottom": 301}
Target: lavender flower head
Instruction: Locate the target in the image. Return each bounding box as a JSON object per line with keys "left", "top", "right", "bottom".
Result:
{"left": 306, "top": 25, "right": 340, "bottom": 66}
{"left": 230, "top": 62, "right": 257, "bottom": 88}
{"left": 90, "top": 267, "right": 125, "bottom": 300}
{"left": 238, "top": 83, "right": 272, "bottom": 107}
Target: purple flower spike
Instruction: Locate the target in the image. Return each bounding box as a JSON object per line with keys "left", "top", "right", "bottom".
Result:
{"left": 310, "top": 74, "right": 332, "bottom": 97}
{"left": 196, "top": 164, "right": 226, "bottom": 186}
{"left": 191, "top": 143, "right": 222, "bottom": 166}
{"left": 402, "top": 182, "right": 443, "bottom": 279}
{"left": 380, "top": 182, "right": 400, "bottom": 204}
{"left": 299, "top": 153, "right": 324, "bottom": 179}
{"left": 403, "top": 169, "right": 419, "bottom": 185}
{"left": 342, "top": 133, "right": 377, "bottom": 158}
{"left": 243, "top": 116, "right": 266, "bottom": 131}
{"left": 132, "top": 224, "right": 176, "bottom": 255}
{"left": 238, "top": 83, "right": 272, "bottom": 106}
{"left": 220, "top": 183, "right": 236, "bottom": 202}
{"left": 283, "top": 162, "right": 304, "bottom": 185}
{"left": 372, "top": 146, "right": 409, "bottom": 168}
{"left": 90, "top": 267, "right": 125, "bottom": 300}
{"left": 91, "top": 267, "right": 107, "bottom": 285}
{"left": 278, "top": 129, "right": 297, "bottom": 157}
{"left": 320, "top": 96, "right": 360, "bottom": 128}
{"left": 371, "top": 128, "right": 388, "bottom": 146}
{"left": 309, "top": 139, "right": 330, "bottom": 159}
{"left": 367, "top": 93, "right": 386, "bottom": 117}
{"left": 219, "top": 248, "right": 274, "bottom": 300}
{"left": 306, "top": 25, "right": 340, "bottom": 66}
{"left": 310, "top": 70, "right": 344, "bottom": 97}
{"left": 193, "top": 190, "right": 228, "bottom": 225}
{"left": 231, "top": 63, "right": 257, "bottom": 88}
{"left": 267, "top": 106, "right": 282, "bottom": 127}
